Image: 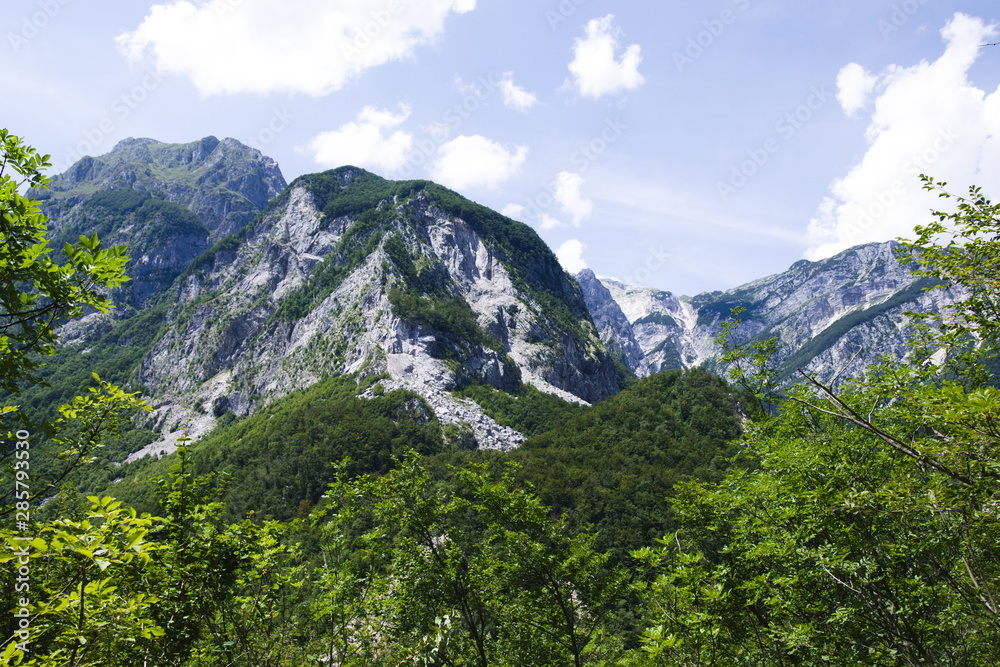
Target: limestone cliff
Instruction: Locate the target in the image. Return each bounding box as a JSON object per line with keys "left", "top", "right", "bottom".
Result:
{"left": 132, "top": 168, "right": 623, "bottom": 454}
{"left": 582, "top": 242, "right": 957, "bottom": 384}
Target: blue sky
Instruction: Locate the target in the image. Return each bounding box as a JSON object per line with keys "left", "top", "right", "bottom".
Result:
{"left": 3, "top": 1, "right": 999, "bottom": 296}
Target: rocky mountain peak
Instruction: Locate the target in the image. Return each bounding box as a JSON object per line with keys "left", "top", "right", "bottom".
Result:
{"left": 576, "top": 269, "right": 645, "bottom": 372}
{"left": 588, "top": 241, "right": 957, "bottom": 384}
{"left": 37, "top": 137, "right": 288, "bottom": 309}
{"left": 41, "top": 136, "right": 287, "bottom": 240}
{"left": 119, "top": 171, "right": 625, "bottom": 456}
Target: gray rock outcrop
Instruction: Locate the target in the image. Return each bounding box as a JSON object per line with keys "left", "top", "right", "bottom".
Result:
{"left": 583, "top": 241, "right": 958, "bottom": 384}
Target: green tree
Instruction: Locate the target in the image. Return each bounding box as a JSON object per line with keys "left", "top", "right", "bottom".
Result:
{"left": 1, "top": 130, "right": 134, "bottom": 511}
{"left": 0, "top": 496, "right": 165, "bottom": 666}
{"left": 310, "top": 454, "right": 627, "bottom": 666}
{"left": 714, "top": 305, "right": 779, "bottom": 419}
{"left": 897, "top": 175, "right": 1000, "bottom": 384}
{"left": 0, "top": 129, "right": 130, "bottom": 395}
{"left": 1, "top": 132, "right": 154, "bottom": 664}
{"left": 141, "top": 445, "right": 311, "bottom": 666}
{"left": 632, "top": 178, "right": 1000, "bottom": 665}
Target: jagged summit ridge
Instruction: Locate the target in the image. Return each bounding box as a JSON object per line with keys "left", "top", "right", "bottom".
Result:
{"left": 583, "top": 241, "right": 958, "bottom": 382}
{"left": 37, "top": 137, "right": 287, "bottom": 310}
{"left": 43, "top": 136, "right": 287, "bottom": 240}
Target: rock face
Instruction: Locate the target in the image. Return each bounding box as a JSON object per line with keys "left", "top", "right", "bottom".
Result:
{"left": 40, "top": 136, "right": 287, "bottom": 240}
{"left": 585, "top": 242, "right": 958, "bottom": 384}
{"left": 575, "top": 269, "right": 645, "bottom": 372}
{"left": 128, "top": 166, "right": 622, "bottom": 454}
{"left": 38, "top": 137, "right": 287, "bottom": 309}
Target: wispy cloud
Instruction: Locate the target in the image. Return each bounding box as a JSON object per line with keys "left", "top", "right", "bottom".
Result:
{"left": 554, "top": 171, "right": 593, "bottom": 226}
{"left": 499, "top": 72, "right": 538, "bottom": 112}
{"left": 598, "top": 173, "right": 805, "bottom": 244}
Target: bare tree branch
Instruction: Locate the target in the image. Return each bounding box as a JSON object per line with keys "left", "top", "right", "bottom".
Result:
{"left": 793, "top": 370, "right": 988, "bottom": 487}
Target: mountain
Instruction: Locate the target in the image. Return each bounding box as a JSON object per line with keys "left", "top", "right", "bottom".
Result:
{"left": 35, "top": 137, "right": 287, "bottom": 309}
{"left": 136, "top": 168, "right": 624, "bottom": 451}
{"left": 33, "top": 141, "right": 626, "bottom": 461}
{"left": 31, "top": 137, "right": 957, "bottom": 466}
{"left": 580, "top": 242, "right": 957, "bottom": 383}
{"left": 40, "top": 136, "right": 286, "bottom": 239}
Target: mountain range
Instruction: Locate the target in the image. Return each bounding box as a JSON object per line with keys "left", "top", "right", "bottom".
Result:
{"left": 31, "top": 136, "right": 955, "bottom": 458}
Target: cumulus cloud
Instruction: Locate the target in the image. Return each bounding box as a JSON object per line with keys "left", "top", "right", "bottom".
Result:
{"left": 806, "top": 13, "right": 1000, "bottom": 260}
{"left": 554, "top": 171, "right": 593, "bottom": 226}
{"left": 116, "top": 0, "right": 476, "bottom": 96}
{"left": 501, "top": 203, "right": 527, "bottom": 219}
{"left": 499, "top": 72, "right": 538, "bottom": 112}
{"left": 836, "top": 62, "right": 878, "bottom": 116}
{"left": 539, "top": 214, "right": 565, "bottom": 231}
{"left": 556, "top": 239, "right": 588, "bottom": 274}
{"left": 567, "top": 15, "right": 644, "bottom": 99}
{"left": 306, "top": 104, "right": 414, "bottom": 173}
{"left": 429, "top": 135, "right": 528, "bottom": 191}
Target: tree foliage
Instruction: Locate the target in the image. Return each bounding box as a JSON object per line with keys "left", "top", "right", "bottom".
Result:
{"left": 511, "top": 368, "right": 742, "bottom": 562}
{"left": 309, "top": 454, "right": 627, "bottom": 666}
{"left": 0, "top": 130, "right": 130, "bottom": 394}
{"left": 897, "top": 175, "right": 1000, "bottom": 383}
{"left": 1, "top": 132, "right": 145, "bottom": 512}
{"left": 631, "top": 178, "right": 1000, "bottom": 665}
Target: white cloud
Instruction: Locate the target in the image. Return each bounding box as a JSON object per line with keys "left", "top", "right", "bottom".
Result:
{"left": 567, "top": 15, "right": 644, "bottom": 99}
{"left": 556, "top": 239, "right": 588, "bottom": 274}
{"left": 501, "top": 203, "right": 527, "bottom": 219}
{"left": 501, "top": 204, "right": 563, "bottom": 230}
{"left": 306, "top": 104, "right": 414, "bottom": 173}
{"left": 806, "top": 13, "right": 1000, "bottom": 260}
{"left": 500, "top": 72, "right": 538, "bottom": 112}
{"left": 554, "top": 171, "right": 593, "bottom": 226}
{"left": 429, "top": 135, "right": 528, "bottom": 191}
{"left": 836, "top": 63, "right": 878, "bottom": 116}
{"left": 539, "top": 214, "right": 565, "bottom": 231}
{"left": 116, "top": 0, "right": 476, "bottom": 96}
